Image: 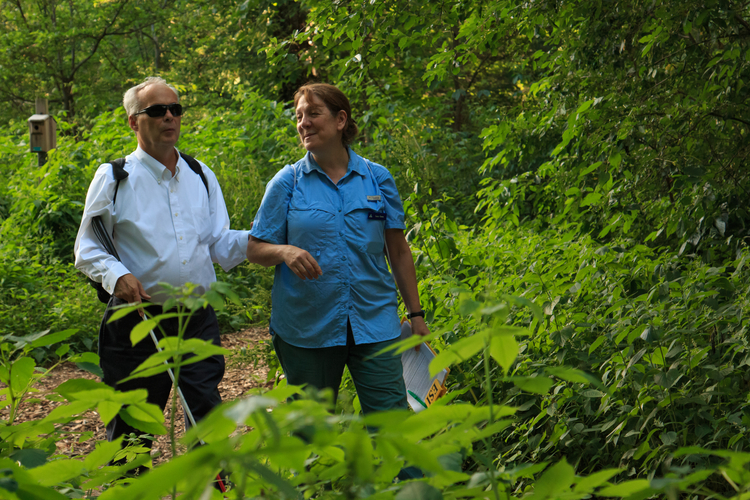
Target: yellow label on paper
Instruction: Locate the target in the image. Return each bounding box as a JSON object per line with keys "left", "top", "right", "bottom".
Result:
{"left": 425, "top": 379, "right": 443, "bottom": 405}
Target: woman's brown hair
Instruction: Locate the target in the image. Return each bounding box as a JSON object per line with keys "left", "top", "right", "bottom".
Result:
{"left": 294, "top": 83, "right": 359, "bottom": 146}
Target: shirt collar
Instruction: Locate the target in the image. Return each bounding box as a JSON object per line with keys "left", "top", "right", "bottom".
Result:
{"left": 301, "top": 147, "right": 367, "bottom": 177}
{"left": 134, "top": 146, "right": 181, "bottom": 182}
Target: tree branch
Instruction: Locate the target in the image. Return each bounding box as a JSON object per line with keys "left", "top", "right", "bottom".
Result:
{"left": 708, "top": 112, "right": 750, "bottom": 130}
{"left": 70, "top": 0, "right": 131, "bottom": 76}
{"left": 13, "top": 0, "right": 29, "bottom": 28}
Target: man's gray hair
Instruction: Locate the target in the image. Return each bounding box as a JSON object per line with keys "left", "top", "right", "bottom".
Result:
{"left": 123, "top": 77, "right": 179, "bottom": 117}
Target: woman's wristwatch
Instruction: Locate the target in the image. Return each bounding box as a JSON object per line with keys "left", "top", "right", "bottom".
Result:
{"left": 406, "top": 311, "right": 425, "bottom": 319}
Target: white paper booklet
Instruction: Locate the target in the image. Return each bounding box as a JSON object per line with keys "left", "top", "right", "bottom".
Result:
{"left": 400, "top": 320, "right": 449, "bottom": 413}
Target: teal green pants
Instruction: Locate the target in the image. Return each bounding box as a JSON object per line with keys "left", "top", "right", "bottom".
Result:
{"left": 273, "top": 323, "right": 423, "bottom": 480}
{"left": 272, "top": 322, "right": 408, "bottom": 414}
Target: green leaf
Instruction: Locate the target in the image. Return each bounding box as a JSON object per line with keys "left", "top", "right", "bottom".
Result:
{"left": 458, "top": 297, "right": 481, "bottom": 316}
{"left": 123, "top": 402, "right": 164, "bottom": 424}
{"left": 223, "top": 396, "right": 279, "bottom": 425}
{"left": 707, "top": 55, "right": 722, "bottom": 68}
{"left": 574, "top": 468, "right": 623, "bottom": 493}
{"left": 121, "top": 339, "right": 230, "bottom": 382}
{"left": 14, "top": 484, "right": 68, "bottom": 500}
{"left": 510, "top": 376, "right": 553, "bottom": 394}
{"left": 609, "top": 151, "right": 622, "bottom": 168}
{"left": 11, "top": 357, "right": 35, "bottom": 394}
{"left": 28, "top": 459, "right": 84, "bottom": 487}
{"left": 97, "top": 401, "right": 122, "bottom": 425}
{"left": 107, "top": 304, "right": 141, "bottom": 322}
{"left": 29, "top": 328, "right": 78, "bottom": 348}
{"left": 204, "top": 290, "right": 225, "bottom": 311}
{"left": 583, "top": 389, "right": 605, "bottom": 398}
{"left": 437, "top": 452, "right": 463, "bottom": 473}
{"left": 396, "top": 482, "right": 443, "bottom": 500}
{"left": 489, "top": 332, "right": 518, "bottom": 376}
{"left": 576, "top": 99, "right": 594, "bottom": 115}
{"left": 41, "top": 400, "right": 94, "bottom": 422}
{"left": 598, "top": 479, "right": 651, "bottom": 496}
{"left": 75, "top": 362, "right": 103, "bottom": 378}
{"left": 659, "top": 431, "right": 678, "bottom": 446}
{"left": 72, "top": 352, "right": 99, "bottom": 365}
{"left": 0, "top": 476, "right": 17, "bottom": 494}
{"left": 10, "top": 449, "right": 48, "bottom": 469}
{"left": 55, "top": 344, "right": 70, "bottom": 357}
{"left": 56, "top": 379, "right": 111, "bottom": 401}
{"left": 430, "top": 330, "right": 488, "bottom": 377}
{"left": 83, "top": 438, "right": 123, "bottom": 470}
{"left": 120, "top": 405, "right": 167, "bottom": 435}
{"left": 546, "top": 367, "right": 603, "bottom": 388}
{"left": 580, "top": 192, "right": 602, "bottom": 207}
{"left": 633, "top": 439, "right": 651, "bottom": 460}
{"left": 129, "top": 318, "right": 158, "bottom": 346}
{"left": 531, "top": 459, "right": 575, "bottom": 498}
{"left": 578, "top": 161, "right": 602, "bottom": 178}
{"left": 589, "top": 336, "right": 606, "bottom": 354}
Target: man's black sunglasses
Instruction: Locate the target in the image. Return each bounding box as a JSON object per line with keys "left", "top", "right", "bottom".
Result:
{"left": 134, "top": 103, "right": 183, "bottom": 118}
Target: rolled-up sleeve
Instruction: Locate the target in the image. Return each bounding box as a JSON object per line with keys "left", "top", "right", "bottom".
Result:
{"left": 373, "top": 165, "right": 406, "bottom": 230}
{"left": 200, "top": 163, "right": 250, "bottom": 271}
{"left": 250, "top": 165, "right": 295, "bottom": 245}
{"left": 74, "top": 164, "right": 131, "bottom": 294}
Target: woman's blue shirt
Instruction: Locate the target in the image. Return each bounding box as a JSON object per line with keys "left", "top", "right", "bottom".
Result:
{"left": 250, "top": 149, "right": 406, "bottom": 348}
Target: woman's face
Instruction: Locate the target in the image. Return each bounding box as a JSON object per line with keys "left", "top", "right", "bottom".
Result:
{"left": 295, "top": 93, "right": 347, "bottom": 154}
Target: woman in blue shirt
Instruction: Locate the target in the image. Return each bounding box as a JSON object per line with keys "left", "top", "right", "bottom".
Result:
{"left": 247, "top": 83, "right": 429, "bottom": 414}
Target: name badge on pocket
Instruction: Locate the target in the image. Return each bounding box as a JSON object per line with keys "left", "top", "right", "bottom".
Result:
{"left": 368, "top": 212, "right": 387, "bottom": 220}
{"left": 367, "top": 195, "right": 381, "bottom": 201}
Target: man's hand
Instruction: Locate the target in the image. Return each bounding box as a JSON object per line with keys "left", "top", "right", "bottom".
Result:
{"left": 283, "top": 246, "right": 323, "bottom": 280}
{"left": 114, "top": 274, "right": 151, "bottom": 317}
{"left": 411, "top": 316, "right": 430, "bottom": 352}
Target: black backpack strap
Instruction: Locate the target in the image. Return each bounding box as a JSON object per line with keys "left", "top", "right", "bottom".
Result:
{"left": 179, "top": 152, "right": 209, "bottom": 197}
{"left": 110, "top": 158, "right": 128, "bottom": 205}
{"left": 109, "top": 153, "right": 209, "bottom": 205}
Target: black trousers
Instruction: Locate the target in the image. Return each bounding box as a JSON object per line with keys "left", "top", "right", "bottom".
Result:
{"left": 99, "top": 296, "right": 225, "bottom": 445}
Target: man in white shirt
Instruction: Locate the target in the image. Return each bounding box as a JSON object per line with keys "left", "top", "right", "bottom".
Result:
{"left": 74, "top": 77, "right": 249, "bottom": 452}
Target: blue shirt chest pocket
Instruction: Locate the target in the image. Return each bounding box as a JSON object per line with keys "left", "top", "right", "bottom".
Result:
{"left": 345, "top": 197, "right": 386, "bottom": 255}
{"left": 287, "top": 196, "right": 336, "bottom": 252}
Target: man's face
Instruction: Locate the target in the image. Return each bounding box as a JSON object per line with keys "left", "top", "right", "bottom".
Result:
{"left": 128, "top": 84, "right": 181, "bottom": 155}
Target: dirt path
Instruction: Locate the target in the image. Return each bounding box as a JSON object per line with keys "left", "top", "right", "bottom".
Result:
{"left": 4, "top": 327, "right": 273, "bottom": 465}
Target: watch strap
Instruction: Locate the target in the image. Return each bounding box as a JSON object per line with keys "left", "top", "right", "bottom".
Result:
{"left": 407, "top": 311, "right": 425, "bottom": 319}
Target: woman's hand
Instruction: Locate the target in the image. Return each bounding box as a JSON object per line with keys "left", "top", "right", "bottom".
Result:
{"left": 411, "top": 316, "right": 429, "bottom": 337}
{"left": 410, "top": 316, "right": 430, "bottom": 351}
{"left": 283, "top": 246, "right": 323, "bottom": 280}
{"left": 247, "top": 237, "right": 322, "bottom": 279}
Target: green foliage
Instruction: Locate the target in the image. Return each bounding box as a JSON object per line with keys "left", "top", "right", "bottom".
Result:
{"left": 4, "top": 292, "right": 750, "bottom": 498}
{"left": 2, "top": 0, "right": 750, "bottom": 496}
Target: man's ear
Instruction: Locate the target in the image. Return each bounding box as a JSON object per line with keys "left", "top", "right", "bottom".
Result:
{"left": 128, "top": 115, "right": 138, "bottom": 132}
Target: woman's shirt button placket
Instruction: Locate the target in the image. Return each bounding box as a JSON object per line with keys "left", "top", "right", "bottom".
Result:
{"left": 337, "top": 189, "right": 350, "bottom": 285}
{"left": 336, "top": 189, "right": 350, "bottom": 331}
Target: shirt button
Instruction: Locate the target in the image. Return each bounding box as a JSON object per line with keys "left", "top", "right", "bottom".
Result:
{"left": 182, "top": 260, "right": 187, "bottom": 265}
{"left": 174, "top": 212, "right": 178, "bottom": 217}
{"left": 339, "top": 231, "right": 344, "bottom": 236}
{"left": 343, "top": 256, "right": 347, "bottom": 261}
{"left": 179, "top": 236, "right": 183, "bottom": 240}
{"left": 158, "top": 180, "right": 162, "bottom": 185}
{"left": 338, "top": 208, "right": 342, "bottom": 212}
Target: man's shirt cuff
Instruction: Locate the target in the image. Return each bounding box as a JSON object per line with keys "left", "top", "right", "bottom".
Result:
{"left": 103, "top": 262, "right": 131, "bottom": 295}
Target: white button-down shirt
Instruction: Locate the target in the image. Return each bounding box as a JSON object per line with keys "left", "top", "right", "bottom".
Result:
{"left": 74, "top": 147, "right": 248, "bottom": 301}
